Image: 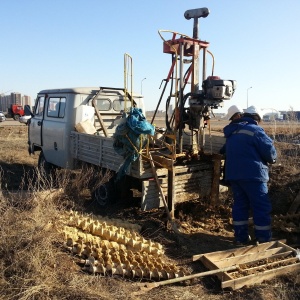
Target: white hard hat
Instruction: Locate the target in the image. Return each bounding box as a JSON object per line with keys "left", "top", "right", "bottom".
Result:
{"left": 225, "top": 105, "right": 243, "bottom": 120}
{"left": 244, "top": 105, "right": 263, "bottom": 120}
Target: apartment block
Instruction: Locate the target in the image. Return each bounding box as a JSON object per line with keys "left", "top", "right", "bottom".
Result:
{"left": 0, "top": 92, "right": 31, "bottom": 112}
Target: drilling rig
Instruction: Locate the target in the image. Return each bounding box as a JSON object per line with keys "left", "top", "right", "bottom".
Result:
{"left": 151, "top": 7, "right": 236, "bottom": 156}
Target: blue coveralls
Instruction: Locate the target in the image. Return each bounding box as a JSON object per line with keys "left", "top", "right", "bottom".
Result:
{"left": 223, "top": 117, "right": 277, "bottom": 243}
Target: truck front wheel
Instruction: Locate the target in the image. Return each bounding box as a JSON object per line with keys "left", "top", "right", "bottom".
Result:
{"left": 13, "top": 114, "right": 20, "bottom": 121}
{"left": 38, "top": 152, "right": 57, "bottom": 184}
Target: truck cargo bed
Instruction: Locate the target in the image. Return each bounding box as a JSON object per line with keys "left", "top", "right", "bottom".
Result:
{"left": 70, "top": 131, "right": 222, "bottom": 210}
{"left": 70, "top": 131, "right": 124, "bottom": 172}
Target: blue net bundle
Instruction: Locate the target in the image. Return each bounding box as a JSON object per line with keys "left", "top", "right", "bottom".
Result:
{"left": 113, "top": 107, "right": 155, "bottom": 180}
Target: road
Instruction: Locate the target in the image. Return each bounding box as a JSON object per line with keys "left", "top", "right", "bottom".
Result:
{"left": 0, "top": 118, "right": 27, "bottom": 126}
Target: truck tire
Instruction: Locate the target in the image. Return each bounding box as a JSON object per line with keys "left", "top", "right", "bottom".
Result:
{"left": 91, "top": 180, "right": 116, "bottom": 206}
{"left": 13, "top": 114, "right": 20, "bottom": 121}
{"left": 38, "top": 151, "right": 57, "bottom": 183}
{"left": 117, "top": 175, "right": 134, "bottom": 200}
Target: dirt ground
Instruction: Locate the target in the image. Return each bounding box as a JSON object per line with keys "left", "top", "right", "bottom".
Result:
{"left": 0, "top": 121, "right": 300, "bottom": 299}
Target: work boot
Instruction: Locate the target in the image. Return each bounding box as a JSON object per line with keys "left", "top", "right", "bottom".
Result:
{"left": 234, "top": 235, "right": 251, "bottom": 247}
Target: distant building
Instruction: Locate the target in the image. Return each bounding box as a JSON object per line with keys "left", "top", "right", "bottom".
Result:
{"left": 213, "top": 113, "right": 226, "bottom": 119}
{"left": 282, "top": 111, "right": 300, "bottom": 121}
{"left": 22, "top": 95, "right": 31, "bottom": 106}
{"left": 262, "top": 112, "right": 283, "bottom": 121}
{"left": 0, "top": 92, "right": 31, "bottom": 112}
{"left": 0, "top": 94, "right": 10, "bottom": 112}
{"left": 11, "top": 92, "right": 22, "bottom": 105}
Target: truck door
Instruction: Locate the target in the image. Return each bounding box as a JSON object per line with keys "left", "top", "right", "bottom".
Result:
{"left": 42, "top": 96, "right": 67, "bottom": 168}
{"left": 28, "top": 95, "right": 45, "bottom": 152}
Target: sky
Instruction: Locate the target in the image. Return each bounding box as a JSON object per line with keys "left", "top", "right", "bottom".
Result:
{"left": 1, "top": 0, "right": 300, "bottom": 114}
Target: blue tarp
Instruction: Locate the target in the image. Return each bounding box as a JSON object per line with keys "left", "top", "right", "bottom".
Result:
{"left": 113, "top": 107, "right": 155, "bottom": 180}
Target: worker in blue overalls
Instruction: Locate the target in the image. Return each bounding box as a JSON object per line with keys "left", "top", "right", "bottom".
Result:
{"left": 223, "top": 106, "right": 277, "bottom": 245}
{"left": 220, "top": 105, "right": 243, "bottom": 186}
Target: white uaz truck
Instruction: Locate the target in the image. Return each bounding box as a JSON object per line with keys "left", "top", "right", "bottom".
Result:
{"left": 25, "top": 86, "right": 217, "bottom": 212}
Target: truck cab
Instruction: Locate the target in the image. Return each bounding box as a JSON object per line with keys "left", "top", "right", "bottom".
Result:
{"left": 8, "top": 104, "right": 25, "bottom": 121}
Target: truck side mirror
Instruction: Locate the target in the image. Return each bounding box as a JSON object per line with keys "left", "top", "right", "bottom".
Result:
{"left": 24, "top": 104, "right": 33, "bottom": 117}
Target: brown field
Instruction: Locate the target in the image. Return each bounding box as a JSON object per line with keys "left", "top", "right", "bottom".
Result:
{"left": 0, "top": 122, "right": 299, "bottom": 300}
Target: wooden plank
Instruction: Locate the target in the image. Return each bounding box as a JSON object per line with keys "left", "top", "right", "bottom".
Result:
{"left": 143, "top": 190, "right": 200, "bottom": 205}
{"left": 195, "top": 240, "right": 298, "bottom": 290}
{"left": 175, "top": 183, "right": 210, "bottom": 193}
{"left": 247, "top": 250, "right": 293, "bottom": 264}
{"left": 214, "top": 247, "right": 286, "bottom": 268}
{"left": 141, "top": 180, "right": 211, "bottom": 209}
{"left": 201, "top": 255, "right": 220, "bottom": 271}
{"left": 144, "top": 182, "right": 206, "bottom": 199}
{"left": 200, "top": 255, "right": 235, "bottom": 281}
{"left": 168, "top": 168, "right": 175, "bottom": 217}
{"left": 194, "top": 241, "right": 286, "bottom": 262}
{"left": 276, "top": 240, "right": 299, "bottom": 254}
{"left": 212, "top": 241, "right": 286, "bottom": 258}
{"left": 176, "top": 172, "right": 212, "bottom": 182}
{"left": 130, "top": 161, "right": 168, "bottom": 177}
{"left": 197, "top": 248, "right": 255, "bottom": 263}
{"left": 174, "top": 186, "right": 203, "bottom": 193}
{"left": 287, "top": 190, "right": 300, "bottom": 214}
{"left": 173, "top": 164, "right": 213, "bottom": 174}
{"left": 139, "top": 152, "right": 216, "bottom": 209}
{"left": 148, "top": 152, "right": 180, "bottom": 233}
{"left": 130, "top": 162, "right": 167, "bottom": 178}
{"left": 144, "top": 172, "right": 212, "bottom": 187}
{"left": 174, "top": 185, "right": 211, "bottom": 195}
{"left": 142, "top": 182, "right": 167, "bottom": 195}
{"left": 169, "top": 170, "right": 212, "bottom": 181}
{"left": 222, "top": 262, "right": 300, "bottom": 290}
{"left": 233, "top": 255, "right": 297, "bottom": 276}
{"left": 169, "top": 182, "right": 211, "bottom": 192}
{"left": 273, "top": 213, "right": 300, "bottom": 220}
{"left": 225, "top": 252, "right": 295, "bottom": 280}
{"left": 151, "top": 154, "right": 173, "bottom": 169}
{"left": 170, "top": 179, "right": 211, "bottom": 189}
{"left": 174, "top": 173, "right": 212, "bottom": 183}
{"left": 176, "top": 193, "right": 204, "bottom": 203}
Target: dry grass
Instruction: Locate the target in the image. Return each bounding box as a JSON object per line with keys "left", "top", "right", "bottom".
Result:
{"left": 0, "top": 166, "right": 133, "bottom": 300}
